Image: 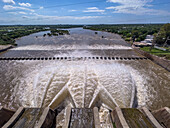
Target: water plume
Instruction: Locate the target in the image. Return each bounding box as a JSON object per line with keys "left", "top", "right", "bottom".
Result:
{"left": 23, "top": 61, "right": 137, "bottom": 110}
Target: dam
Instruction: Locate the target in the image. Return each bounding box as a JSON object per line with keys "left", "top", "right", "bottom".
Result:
{"left": 0, "top": 28, "right": 169, "bottom": 127}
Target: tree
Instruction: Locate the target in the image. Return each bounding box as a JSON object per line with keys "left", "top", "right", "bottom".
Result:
{"left": 150, "top": 33, "right": 157, "bottom": 52}
{"left": 132, "top": 30, "right": 139, "bottom": 38}
{"left": 43, "top": 34, "right": 46, "bottom": 37}
{"left": 155, "top": 23, "right": 170, "bottom": 46}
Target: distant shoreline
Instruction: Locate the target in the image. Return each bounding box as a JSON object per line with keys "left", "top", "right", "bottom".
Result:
{"left": 0, "top": 45, "right": 14, "bottom": 53}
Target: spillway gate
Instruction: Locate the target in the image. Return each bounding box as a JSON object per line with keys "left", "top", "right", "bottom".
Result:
{"left": 0, "top": 56, "right": 148, "bottom": 61}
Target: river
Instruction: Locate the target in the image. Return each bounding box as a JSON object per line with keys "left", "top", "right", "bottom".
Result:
{"left": 0, "top": 28, "right": 169, "bottom": 127}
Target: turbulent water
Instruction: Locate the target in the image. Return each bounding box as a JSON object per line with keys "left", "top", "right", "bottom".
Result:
{"left": 0, "top": 28, "right": 169, "bottom": 120}
{"left": 19, "top": 60, "right": 136, "bottom": 109}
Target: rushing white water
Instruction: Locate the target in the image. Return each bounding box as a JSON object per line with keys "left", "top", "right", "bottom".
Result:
{"left": 12, "top": 59, "right": 146, "bottom": 110}
{"left": 10, "top": 44, "right": 132, "bottom": 50}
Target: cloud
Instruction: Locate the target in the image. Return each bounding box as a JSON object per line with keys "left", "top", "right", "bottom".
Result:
{"left": 20, "top": 13, "right": 102, "bottom": 20}
{"left": 8, "top": 12, "right": 17, "bottom": 15}
{"left": 107, "top": 0, "right": 150, "bottom": 5}
{"left": 22, "top": 16, "right": 29, "bottom": 19}
{"left": 29, "top": 12, "right": 37, "bottom": 15}
{"left": 3, "top": 5, "right": 34, "bottom": 12}
{"left": 83, "top": 7, "right": 105, "bottom": 13}
{"left": 0, "top": 13, "right": 106, "bottom": 24}
{"left": 2, "top": 0, "right": 15, "bottom": 4}
{"left": 8, "top": 11, "right": 27, "bottom": 15}
{"left": 68, "top": 10, "right": 77, "bottom": 12}
{"left": 87, "top": 7, "right": 98, "bottom": 10}
{"left": 18, "top": 12, "right": 27, "bottom": 15}
{"left": 18, "top": 3, "right": 31, "bottom": 7}
{"left": 106, "top": 0, "right": 170, "bottom": 15}
{"left": 39, "top": 6, "right": 44, "bottom": 9}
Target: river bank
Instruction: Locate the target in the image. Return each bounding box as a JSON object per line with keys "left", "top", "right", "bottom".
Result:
{"left": 140, "top": 46, "right": 170, "bottom": 60}
{"left": 0, "top": 45, "right": 14, "bottom": 53}
{"left": 0, "top": 25, "right": 83, "bottom": 45}
{"left": 133, "top": 46, "right": 170, "bottom": 72}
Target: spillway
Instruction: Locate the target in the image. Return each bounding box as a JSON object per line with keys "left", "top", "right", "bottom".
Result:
{"left": 9, "top": 60, "right": 136, "bottom": 109}
{"left": 0, "top": 28, "right": 169, "bottom": 127}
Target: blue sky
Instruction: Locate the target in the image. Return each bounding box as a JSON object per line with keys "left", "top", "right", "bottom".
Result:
{"left": 0, "top": 0, "right": 170, "bottom": 24}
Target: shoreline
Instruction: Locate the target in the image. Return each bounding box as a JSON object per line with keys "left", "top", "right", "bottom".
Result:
{"left": 0, "top": 45, "right": 15, "bottom": 53}
{"left": 133, "top": 46, "right": 170, "bottom": 72}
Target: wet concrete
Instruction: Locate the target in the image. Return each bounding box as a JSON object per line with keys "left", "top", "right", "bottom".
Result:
{"left": 12, "top": 108, "right": 43, "bottom": 128}
{"left": 69, "top": 108, "right": 94, "bottom": 128}
{"left": 122, "top": 108, "right": 154, "bottom": 128}
{"left": 0, "top": 49, "right": 140, "bottom": 58}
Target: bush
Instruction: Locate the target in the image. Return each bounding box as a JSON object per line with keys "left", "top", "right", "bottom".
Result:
{"left": 125, "top": 38, "right": 131, "bottom": 41}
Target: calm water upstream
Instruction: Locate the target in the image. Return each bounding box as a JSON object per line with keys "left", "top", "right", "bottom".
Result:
{"left": 0, "top": 28, "right": 169, "bottom": 125}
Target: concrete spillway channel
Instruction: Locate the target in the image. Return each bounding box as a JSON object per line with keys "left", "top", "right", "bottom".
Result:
{"left": 0, "top": 56, "right": 148, "bottom": 61}
{"left": 1, "top": 107, "right": 98, "bottom": 128}
{"left": 1, "top": 106, "right": 169, "bottom": 128}
{"left": 1, "top": 107, "right": 55, "bottom": 128}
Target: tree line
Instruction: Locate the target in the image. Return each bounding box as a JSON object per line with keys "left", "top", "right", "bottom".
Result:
{"left": 84, "top": 24, "right": 170, "bottom": 46}
{"left": 0, "top": 25, "right": 83, "bottom": 45}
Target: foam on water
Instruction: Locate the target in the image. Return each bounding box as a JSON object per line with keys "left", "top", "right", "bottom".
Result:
{"left": 10, "top": 44, "right": 132, "bottom": 50}
{"left": 11, "top": 59, "right": 147, "bottom": 110}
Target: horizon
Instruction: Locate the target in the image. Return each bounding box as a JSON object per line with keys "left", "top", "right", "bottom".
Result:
{"left": 0, "top": 23, "right": 169, "bottom": 26}
{"left": 0, "top": 0, "right": 170, "bottom": 24}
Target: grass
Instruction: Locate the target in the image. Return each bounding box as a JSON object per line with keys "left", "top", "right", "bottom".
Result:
{"left": 161, "top": 47, "right": 170, "bottom": 51}
{"left": 140, "top": 46, "right": 170, "bottom": 60}
{"left": 112, "top": 122, "right": 116, "bottom": 128}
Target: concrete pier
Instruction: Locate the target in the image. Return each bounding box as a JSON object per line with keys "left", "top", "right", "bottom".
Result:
{"left": 1, "top": 106, "right": 169, "bottom": 128}
{"left": 152, "top": 107, "right": 170, "bottom": 128}
{"left": 0, "top": 107, "right": 15, "bottom": 127}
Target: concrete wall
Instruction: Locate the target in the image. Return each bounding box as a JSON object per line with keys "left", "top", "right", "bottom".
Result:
{"left": 152, "top": 107, "right": 170, "bottom": 128}
{"left": 111, "top": 107, "right": 129, "bottom": 128}
{"left": 134, "top": 48, "right": 170, "bottom": 72}
{"left": 0, "top": 107, "right": 15, "bottom": 127}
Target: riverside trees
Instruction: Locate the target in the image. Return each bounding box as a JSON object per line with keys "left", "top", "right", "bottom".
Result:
{"left": 0, "top": 26, "right": 46, "bottom": 45}
{"left": 84, "top": 24, "right": 162, "bottom": 42}
{"left": 0, "top": 25, "right": 82, "bottom": 45}
{"left": 154, "top": 23, "right": 170, "bottom": 46}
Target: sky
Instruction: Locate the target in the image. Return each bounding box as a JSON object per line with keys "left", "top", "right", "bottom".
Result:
{"left": 0, "top": 0, "right": 170, "bottom": 24}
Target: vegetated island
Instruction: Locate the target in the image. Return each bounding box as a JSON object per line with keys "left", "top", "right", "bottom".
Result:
{"left": 0, "top": 25, "right": 83, "bottom": 45}
{"left": 45, "top": 29, "right": 70, "bottom": 37}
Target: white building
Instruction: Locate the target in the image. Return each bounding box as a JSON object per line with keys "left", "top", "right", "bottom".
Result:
{"left": 146, "top": 35, "right": 154, "bottom": 39}
{"left": 141, "top": 35, "right": 154, "bottom": 44}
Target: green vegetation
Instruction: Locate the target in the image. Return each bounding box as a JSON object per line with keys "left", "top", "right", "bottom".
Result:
{"left": 154, "top": 23, "right": 170, "bottom": 45}
{"left": 161, "top": 47, "right": 170, "bottom": 51}
{"left": 0, "top": 25, "right": 83, "bottom": 45}
{"left": 0, "top": 26, "right": 47, "bottom": 45}
{"left": 95, "top": 32, "right": 98, "bottom": 34}
{"left": 84, "top": 24, "right": 162, "bottom": 42}
{"left": 112, "top": 122, "right": 116, "bottom": 128}
{"left": 84, "top": 24, "right": 170, "bottom": 59}
{"left": 43, "top": 34, "right": 47, "bottom": 37}
{"left": 47, "top": 33, "right": 52, "bottom": 37}
{"left": 141, "top": 47, "right": 170, "bottom": 60}
{"left": 50, "top": 29, "right": 70, "bottom": 36}
{"left": 139, "top": 24, "right": 170, "bottom": 60}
